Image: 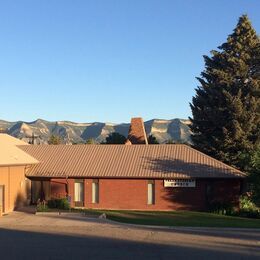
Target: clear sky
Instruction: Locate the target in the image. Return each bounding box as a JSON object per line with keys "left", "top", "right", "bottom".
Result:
{"left": 0, "top": 0, "right": 259, "bottom": 123}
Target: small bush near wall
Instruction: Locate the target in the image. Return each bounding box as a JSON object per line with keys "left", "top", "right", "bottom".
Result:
{"left": 208, "top": 201, "right": 237, "bottom": 216}
{"left": 208, "top": 196, "right": 260, "bottom": 219}
{"left": 36, "top": 200, "right": 49, "bottom": 212}
{"left": 239, "top": 195, "right": 260, "bottom": 218}
{"left": 48, "top": 198, "right": 70, "bottom": 210}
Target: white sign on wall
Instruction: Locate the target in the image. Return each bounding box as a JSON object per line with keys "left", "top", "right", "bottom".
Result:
{"left": 164, "top": 179, "right": 196, "bottom": 188}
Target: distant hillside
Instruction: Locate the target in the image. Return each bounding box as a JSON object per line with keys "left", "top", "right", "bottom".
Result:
{"left": 0, "top": 118, "right": 192, "bottom": 144}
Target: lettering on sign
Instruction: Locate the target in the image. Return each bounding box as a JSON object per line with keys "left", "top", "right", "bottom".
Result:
{"left": 164, "top": 179, "right": 196, "bottom": 188}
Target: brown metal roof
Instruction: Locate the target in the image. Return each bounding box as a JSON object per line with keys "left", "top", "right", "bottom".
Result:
{"left": 0, "top": 134, "right": 38, "bottom": 166}
{"left": 18, "top": 144, "right": 245, "bottom": 179}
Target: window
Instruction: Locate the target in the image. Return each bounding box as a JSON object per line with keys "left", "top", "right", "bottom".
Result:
{"left": 147, "top": 180, "right": 155, "bottom": 205}
{"left": 92, "top": 179, "right": 99, "bottom": 203}
{"left": 74, "top": 179, "right": 84, "bottom": 207}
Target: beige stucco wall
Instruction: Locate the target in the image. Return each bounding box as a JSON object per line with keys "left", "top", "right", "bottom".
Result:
{"left": 0, "top": 166, "right": 31, "bottom": 213}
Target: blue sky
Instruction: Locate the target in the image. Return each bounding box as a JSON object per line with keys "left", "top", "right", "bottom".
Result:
{"left": 0, "top": 0, "right": 259, "bottom": 123}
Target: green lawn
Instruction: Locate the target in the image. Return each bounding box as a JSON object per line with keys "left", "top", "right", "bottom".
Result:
{"left": 79, "top": 209, "right": 260, "bottom": 228}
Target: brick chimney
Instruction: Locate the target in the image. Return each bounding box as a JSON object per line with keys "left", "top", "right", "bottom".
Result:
{"left": 126, "top": 117, "right": 148, "bottom": 145}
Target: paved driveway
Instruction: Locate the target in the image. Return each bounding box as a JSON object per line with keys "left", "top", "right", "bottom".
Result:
{"left": 0, "top": 210, "right": 260, "bottom": 260}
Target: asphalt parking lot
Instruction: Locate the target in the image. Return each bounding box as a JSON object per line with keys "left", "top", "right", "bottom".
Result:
{"left": 0, "top": 210, "right": 260, "bottom": 260}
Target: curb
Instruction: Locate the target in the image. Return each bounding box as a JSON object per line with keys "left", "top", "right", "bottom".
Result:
{"left": 104, "top": 218, "right": 260, "bottom": 232}
{"left": 35, "top": 211, "right": 99, "bottom": 218}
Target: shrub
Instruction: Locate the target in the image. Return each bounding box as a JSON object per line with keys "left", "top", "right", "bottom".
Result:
{"left": 36, "top": 200, "right": 49, "bottom": 212}
{"left": 208, "top": 196, "right": 260, "bottom": 219}
{"left": 240, "top": 195, "right": 256, "bottom": 210}
{"left": 47, "top": 199, "right": 57, "bottom": 209}
{"left": 239, "top": 195, "right": 260, "bottom": 218}
{"left": 57, "top": 198, "right": 70, "bottom": 210}
{"left": 48, "top": 198, "right": 70, "bottom": 210}
{"left": 208, "top": 201, "right": 236, "bottom": 216}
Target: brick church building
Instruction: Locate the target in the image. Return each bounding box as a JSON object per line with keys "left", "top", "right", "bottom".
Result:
{"left": 0, "top": 118, "right": 245, "bottom": 213}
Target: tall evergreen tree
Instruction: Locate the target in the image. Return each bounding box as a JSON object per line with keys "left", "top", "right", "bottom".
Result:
{"left": 190, "top": 15, "right": 260, "bottom": 170}
{"left": 249, "top": 145, "right": 260, "bottom": 206}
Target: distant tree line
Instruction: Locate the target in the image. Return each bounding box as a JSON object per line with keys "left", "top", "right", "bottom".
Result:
{"left": 48, "top": 132, "right": 190, "bottom": 145}
{"left": 48, "top": 135, "right": 62, "bottom": 145}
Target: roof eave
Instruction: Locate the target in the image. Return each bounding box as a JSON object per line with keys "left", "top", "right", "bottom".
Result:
{"left": 0, "top": 162, "right": 39, "bottom": 167}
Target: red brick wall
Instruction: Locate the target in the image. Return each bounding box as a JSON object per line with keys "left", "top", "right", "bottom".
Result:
{"left": 50, "top": 179, "right": 67, "bottom": 198}
{"left": 49, "top": 178, "right": 242, "bottom": 211}
{"left": 208, "top": 179, "right": 241, "bottom": 208}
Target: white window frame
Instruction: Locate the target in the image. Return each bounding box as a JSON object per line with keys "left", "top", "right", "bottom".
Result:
{"left": 74, "top": 180, "right": 84, "bottom": 203}
{"left": 147, "top": 180, "right": 155, "bottom": 205}
{"left": 92, "top": 179, "right": 99, "bottom": 203}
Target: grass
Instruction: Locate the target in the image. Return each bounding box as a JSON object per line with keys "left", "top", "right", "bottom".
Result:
{"left": 40, "top": 206, "right": 260, "bottom": 228}
{"left": 74, "top": 209, "right": 260, "bottom": 228}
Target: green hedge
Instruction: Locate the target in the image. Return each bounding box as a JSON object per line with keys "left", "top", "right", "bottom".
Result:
{"left": 238, "top": 195, "right": 260, "bottom": 218}
{"left": 208, "top": 196, "right": 260, "bottom": 219}
{"left": 36, "top": 202, "right": 49, "bottom": 212}
{"left": 48, "top": 198, "right": 70, "bottom": 210}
